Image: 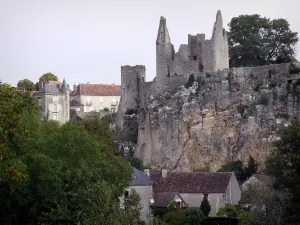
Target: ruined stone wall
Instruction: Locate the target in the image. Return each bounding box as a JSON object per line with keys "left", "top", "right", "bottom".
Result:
{"left": 135, "top": 63, "right": 297, "bottom": 172}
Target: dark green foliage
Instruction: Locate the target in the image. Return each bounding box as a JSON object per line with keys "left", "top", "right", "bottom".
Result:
{"left": 228, "top": 14, "right": 298, "bottom": 67}
{"left": 162, "top": 210, "right": 186, "bottom": 225}
{"left": 267, "top": 120, "right": 300, "bottom": 218}
{"left": 218, "top": 160, "right": 246, "bottom": 183}
{"left": 125, "top": 108, "right": 138, "bottom": 115}
{"left": 200, "top": 195, "right": 211, "bottom": 216}
{"left": 17, "top": 79, "right": 36, "bottom": 91}
{"left": 120, "top": 116, "right": 139, "bottom": 143}
{"left": 39, "top": 72, "right": 58, "bottom": 83}
{"left": 120, "top": 189, "right": 143, "bottom": 225}
{"left": 128, "top": 157, "right": 144, "bottom": 170}
{"left": 184, "top": 208, "right": 206, "bottom": 225}
{"left": 185, "top": 74, "right": 195, "bottom": 89}
{"left": 245, "top": 155, "right": 258, "bottom": 179}
{"left": 77, "top": 117, "right": 117, "bottom": 155}
{"left": 202, "top": 217, "right": 239, "bottom": 225}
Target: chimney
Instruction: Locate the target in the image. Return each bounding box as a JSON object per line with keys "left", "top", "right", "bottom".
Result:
{"left": 162, "top": 169, "right": 168, "bottom": 178}
{"left": 144, "top": 169, "right": 150, "bottom": 176}
{"left": 73, "top": 84, "right": 77, "bottom": 91}
{"left": 39, "top": 81, "right": 44, "bottom": 90}
{"left": 56, "top": 83, "right": 60, "bottom": 88}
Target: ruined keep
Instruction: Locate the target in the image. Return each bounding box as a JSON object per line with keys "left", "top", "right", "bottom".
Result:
{"left": 117, "top": 10, "right": 300, "bottom": 172}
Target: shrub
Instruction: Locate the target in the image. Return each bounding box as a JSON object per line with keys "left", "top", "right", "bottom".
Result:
{"left": 200, "top": 195, "right": 211, "bottom": 216}
{"left": 125, "top": 108, "right": 138, "bottom": 115}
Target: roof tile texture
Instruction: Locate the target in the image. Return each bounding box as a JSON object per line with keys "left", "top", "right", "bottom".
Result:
{"left": 73, "top": 84, "right": 121, "bottom": 96}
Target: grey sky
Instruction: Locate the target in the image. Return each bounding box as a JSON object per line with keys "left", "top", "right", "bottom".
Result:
{"left": 0, "top": 0, "right": 299, "bottom": 87}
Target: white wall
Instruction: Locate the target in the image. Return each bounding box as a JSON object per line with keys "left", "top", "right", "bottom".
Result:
{"left": 79, "top": 95, "right": 120, "bottom": 112}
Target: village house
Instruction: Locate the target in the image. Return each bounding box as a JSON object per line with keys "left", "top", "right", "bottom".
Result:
{"left": 70, "top": 83, "right": 121, "bottom": 116}
{"left": 150, "top": 170, "right": 241, "bottom": 216}
{"left": 120, "top": 167, "right": 153, "bottom": 223}
{"left": 241, "top": 174, "right": 275, "bottom": 192}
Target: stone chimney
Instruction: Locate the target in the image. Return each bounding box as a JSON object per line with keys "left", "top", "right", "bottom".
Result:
{"left": 144, "top": 169, "right": 150, "bottom": 176}
{"left": 162, "top": 169, "right": 168, "bottom": 178}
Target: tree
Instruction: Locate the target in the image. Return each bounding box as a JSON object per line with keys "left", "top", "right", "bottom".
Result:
{"left": 39, "top": 72, "right": 58, "bottom": 83}
{"left": 16, "top": 122, "right": 132, "bottom": 225}
{"left": 17, "top": 79, "right": 35, "bottom": 91}
{"left": 184, "top": 208, "right": 206, "bottom": 225}
{"left": 120, "top": 189, "right": 143, "bottom": 225}
{"left": 241, "top": 183, "right": 294, "bottom": 225}
{"left": 77, "top": 117, "right": 117, "bottom": 155}
{"left": 200, "top": 195, "right": 211, "bottom": 216}
{"left": 228, "top": 14, "right": 298, "bottom": 68}
{"left": 245, "top": 155, "right": 258, "bottom": 179}
{"left": 0, "top": 82, "right": 12, "bottom": 88}
{"left": 218, "top": 160, "right": 246, "bottom": 183}
{"left": 217, "top": 205, "right": 247, "bottom": 221}
{"left": 267, "top": 120, "right": 300, "bottom": 219}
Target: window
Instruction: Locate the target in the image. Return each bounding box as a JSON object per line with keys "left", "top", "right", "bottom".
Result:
{"left": 193, "top": 56, "right": 197, "bottom": 61}
{"left": 52, "top": 113, "right": 58, "bottom": 120}
{"left": 124, "top": 190, "right": 129, "bottom": 198}
{"left": 76, "top": 108, "right": 80, "bottom": 112}
{"left": 53, "top": 95, "right": 58, "bottom": 102}
{"left": 175, "top": 200, "right": 183, "bottom": 209}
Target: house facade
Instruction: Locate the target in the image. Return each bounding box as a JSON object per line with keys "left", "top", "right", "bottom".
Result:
{"left": 70, "top": 84, "right": 121, "bottom": 114}
{"left": 150, "top": 170, "right": 241, "bottom": 216}
{"left": 241, "top": 174, "right": 274, "bottom": 192}
{"left": 39, "top": 80, "right": 70, "bottom": 124}
{"left": 120, "top": 167, "right": 153, "bottom": 223}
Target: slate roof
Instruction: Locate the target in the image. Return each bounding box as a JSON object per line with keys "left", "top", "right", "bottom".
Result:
{"left": 252, "top": 174, "right": 275, "bottom": 186}
{"left": 130, "top": 167, "right": 152, "bottom": 186}
{"left": 73, "top": 84, "right": 121, "bottom": 96}
{"left": 40, "top": 83, "right": 62, "bottom": 95}
{"left": 151, "top": 171, "right": 232, "bottom": 207}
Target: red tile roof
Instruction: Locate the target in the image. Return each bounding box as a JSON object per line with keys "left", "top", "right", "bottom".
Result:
{"left": 151, "top": 171, "right": 233, "bottom": 207}
{"left": 73, "top": 84, "right": 121, "bottom": 96}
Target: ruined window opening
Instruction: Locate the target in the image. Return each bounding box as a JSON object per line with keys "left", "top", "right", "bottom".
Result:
{"left": 141, "top": 76, "right": 144, "bottom": 82}
{"left": 124, "top": 190, "right": 129, "bottom": 198}
{"left": 174, "top": 73, "right": 177, "bottom": 76}
{"left": 193, "top": 56, "right": 197, "bottom": 61}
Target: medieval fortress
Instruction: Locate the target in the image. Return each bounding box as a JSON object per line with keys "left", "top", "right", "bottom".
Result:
{"left": 119, "top": 10, "right": 228, "bottom": 122}
{"left": 118, "top": 10, "right": 297, "bottom": 171}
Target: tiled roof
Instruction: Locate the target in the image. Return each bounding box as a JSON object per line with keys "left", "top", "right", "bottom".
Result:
{"left": 151, "top": 171, "right": 232, "bottom": 207}
{"left": 73, "top": 84, "right": 121, "bottom": 96}
{"left": 151, "top": 171, "right": 232, "bottom": 194}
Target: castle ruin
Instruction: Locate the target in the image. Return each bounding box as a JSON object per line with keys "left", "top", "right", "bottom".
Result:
{"left": 118, "top": 10, "right": 228, "bottom": 123}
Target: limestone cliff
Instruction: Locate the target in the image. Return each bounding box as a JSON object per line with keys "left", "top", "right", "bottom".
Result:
{"left": 134, "top": 63, "right": 300, "bottom": 172}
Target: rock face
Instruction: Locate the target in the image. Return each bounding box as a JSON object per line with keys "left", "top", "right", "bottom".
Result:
{"left": 134, "top": 63, "right": 299, "bottom": 172}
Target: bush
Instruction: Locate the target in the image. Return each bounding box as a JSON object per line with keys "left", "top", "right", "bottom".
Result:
{"left": 128, "top": 157, "right": 144, "bottom": 170}
{"left": 200, "top": 196, "right": 211, "bottom": 216}
{"left": 162, "top": 210, "right": 186, "bottom": 225}
{"left": 184, "top": 208, "right": 206, "bottom": 225}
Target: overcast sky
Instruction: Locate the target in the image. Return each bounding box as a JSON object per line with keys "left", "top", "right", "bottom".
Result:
{"left": 0, "top": 0, "right": 299, "bottom": 87}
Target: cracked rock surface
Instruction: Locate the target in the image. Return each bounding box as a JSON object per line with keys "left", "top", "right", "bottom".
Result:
{"left": 135, "top": 63, "right": 300, "bottom": 172}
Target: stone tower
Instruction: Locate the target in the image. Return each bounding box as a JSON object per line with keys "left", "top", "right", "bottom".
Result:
{"left": 156, "top": 16, "right": 175, "bottom": 85}
{"left": 60, "top": 78, "right": 70, "bottom": 124}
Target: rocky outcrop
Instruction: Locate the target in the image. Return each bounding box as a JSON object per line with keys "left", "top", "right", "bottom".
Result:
{"left": 135, "top": 63, "right": 300, "bottom": 172}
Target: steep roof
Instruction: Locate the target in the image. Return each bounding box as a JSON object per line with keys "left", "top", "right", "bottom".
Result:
{"left": 130, "top": 167, "right": 152, "bottom": 186}
{"left": 252, "top": 174, "right": 275, "bottom": 186}
{"left": 151, "top": 171, "right": 232, "bottom": 194}
{"left": 73, "top": 84, "right": 121, "bottom": 96}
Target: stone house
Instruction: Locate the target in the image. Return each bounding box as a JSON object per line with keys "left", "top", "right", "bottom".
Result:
{"left": 70, "top": 83, "right": 121, "bottom": 114}
{"left": 150, "top": 170, "right": 241, "bottom": 216}
{"left": 39, "top": 80, "right": 70, "bottom": 124}
{"left": 120, "top": 167, "right": 153, "bottom": 223}
{"left": 241, "top": 174, "right": 275, "bottom": 192}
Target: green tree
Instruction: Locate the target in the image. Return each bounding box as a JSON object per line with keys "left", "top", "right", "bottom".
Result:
{"left": 184, "top": 208, "right": 205, "bottom": 225}
{"left": 17, "top": 79, "right": 35, "bottom": 91}
{"left": 0, "top": 82, "right": 12, "bottom": 88}
{"left": 218, "top": 160, "right": 246, "bottom": 183}
{"left": 128, "top": 157, "right": 144, "bottom": 170}
{"left": 77, "top": 117, "right": 117, "bottom": 155}
{"left": 267, "top": 120, "right": 300, "bottom": 219}
{"left": 120, "top": 189, "right": 143, "bottom": 225}
{"left": 228, "top": 14, "right": 298, "bottom": 67}
{"left": 245, "top": 155, "right": 258, "bottom": 179}
{"left": 16, "top": 122, "right": 132, "bottom": 225}
{"left": 200, "top": 195, "right": 211, "bottom": 216}
{"left": 39, "top": 72, "right": 58, "bottom": 83}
